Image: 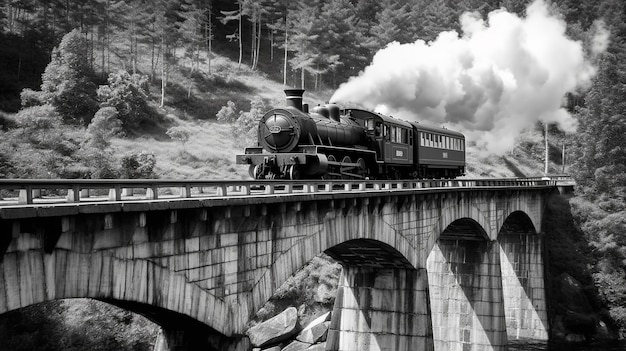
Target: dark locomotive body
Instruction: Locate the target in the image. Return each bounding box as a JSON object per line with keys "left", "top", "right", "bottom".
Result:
{"left": 236, "top": 89, "right": 465, "bottom": 180}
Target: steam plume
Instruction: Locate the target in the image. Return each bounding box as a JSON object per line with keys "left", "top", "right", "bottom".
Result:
{"left": 331, "top": 0, "right": 607, "bottom": 155}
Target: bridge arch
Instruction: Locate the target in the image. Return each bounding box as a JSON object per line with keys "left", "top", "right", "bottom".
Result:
{"left": 440, "top": 217, "right": 489, "bottom": 241}
{"left": 0, "top": 249, "right": 234, "bottom": 337}
{"left": 248, "top": 206, "right": 421, "bottom": 322}
{"left": 438, "top": 202, "right": 493, "bottom": 240}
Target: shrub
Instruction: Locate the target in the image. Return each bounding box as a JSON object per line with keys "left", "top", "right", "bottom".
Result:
{"left": 97, "top": 70, "right": 152, "bottom": 131}
{"left": 231, "top": 96, "right": 264, "bottom": 146}
{"left": 216, "top": 100, "right": 238, "bottom": 123}
{"left": 120, "top": 152, "right": 157, "bottom": 179}
{"left": 87, "top": 107, "right": 123, "bottom": 148}
{"left": 166, "top": 126, "right": 193, "bottom": 151}
{"left": 20, "top": 88, "right": 44, "bottom": 108}
{"left": 14, "top": 105, "right": 62, "bottom": 144}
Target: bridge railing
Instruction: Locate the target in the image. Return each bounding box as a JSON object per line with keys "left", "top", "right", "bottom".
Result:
{"left": 0, "top": 178, "right": 557, "bottom": 206}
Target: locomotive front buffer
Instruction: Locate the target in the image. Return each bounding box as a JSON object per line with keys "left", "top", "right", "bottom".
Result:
{"left": 236, "top": 147, "right": 329, "bottom": 180}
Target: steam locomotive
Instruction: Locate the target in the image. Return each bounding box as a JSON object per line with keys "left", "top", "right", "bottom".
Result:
{"left": 236, "top": 89, "right": 465, "bottom": 180}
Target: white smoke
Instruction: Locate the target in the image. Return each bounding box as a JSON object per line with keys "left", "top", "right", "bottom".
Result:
{"left": 331, "top": 0, "right": 607, "bottom": 155}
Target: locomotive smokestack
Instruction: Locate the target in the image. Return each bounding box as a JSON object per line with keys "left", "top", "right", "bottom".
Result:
{"left": 285, "top": 89, "right": 305, "bottom": 111}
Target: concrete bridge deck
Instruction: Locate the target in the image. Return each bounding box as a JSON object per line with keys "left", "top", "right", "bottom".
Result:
{"left": 0, "top": 178, "right": 563, "bottom": 350}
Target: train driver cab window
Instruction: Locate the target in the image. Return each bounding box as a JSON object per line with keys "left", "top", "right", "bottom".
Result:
{"left": 384, "top": 124, "right": 390, "bottom": 140}
{"left": 375, "top": 122, "right": 383, "bottom": 137}
{"left": 366, "top": 119, "right": 374, "bottom": 132}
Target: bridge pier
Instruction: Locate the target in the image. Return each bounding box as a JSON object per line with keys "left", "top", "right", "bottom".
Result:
{"left": 499, "top": 232, "right": 548, "bottom": 342}
{"left": 427, "top": 240, "right": 508, "bottom": 351}
{"left": 327, "top": 266, "right": 434, "bottom": 351}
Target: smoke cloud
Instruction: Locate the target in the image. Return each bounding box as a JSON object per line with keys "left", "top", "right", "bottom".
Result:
{"left": 331, "top": 0, "right": 607, "bottom": 155}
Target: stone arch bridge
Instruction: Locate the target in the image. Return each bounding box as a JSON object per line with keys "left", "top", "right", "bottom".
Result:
{"left": 0, "top": 178, "right": 560, "bottom": 350}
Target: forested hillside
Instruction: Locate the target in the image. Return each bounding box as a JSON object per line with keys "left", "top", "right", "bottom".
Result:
{"left": 0, "top": 0, "right": 626, "bottom": 348}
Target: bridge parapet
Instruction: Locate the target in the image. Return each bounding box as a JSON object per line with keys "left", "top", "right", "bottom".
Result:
{"left": 0, "top": 178, "right": 556, "bottom": 208}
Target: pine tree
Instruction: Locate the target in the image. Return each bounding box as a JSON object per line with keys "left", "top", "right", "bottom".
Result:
{"left": 417, "top": 0, "right": 457, "bottom": 41}
{"left": 220, "top": 0, "right": 243, "bottom": 68}
{"left": 572, "top": 52, "right": 626, "bottom": 200}
{"left": 317, "top": 0, "right": 365, "bottom": 87}
{"left": 178, "top": 0, "right": 205, "bottom": 97}
{"left": 367, "top": 0, "right": 411, "bottom": 50}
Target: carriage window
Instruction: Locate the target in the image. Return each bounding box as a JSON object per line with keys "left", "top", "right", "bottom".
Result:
{"left": 384, "top": 124, "right": 390, "bottom": 139}
{"left": 389, "top": 126, "right": 408, "bottom": 143}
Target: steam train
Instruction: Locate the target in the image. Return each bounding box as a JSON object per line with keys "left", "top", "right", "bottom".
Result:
{"left": 236, "top": 89, "right": 465, "bottom": 180}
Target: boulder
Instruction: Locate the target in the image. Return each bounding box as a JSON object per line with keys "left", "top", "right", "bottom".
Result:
{"left": 296, "top": 313, "right": 331, "bottom": 344}
{"left": 247, "top": 307, "right": 301, "bottom": 347}
{"left": 281, "top": 340, "right": 311, "bottom": 351}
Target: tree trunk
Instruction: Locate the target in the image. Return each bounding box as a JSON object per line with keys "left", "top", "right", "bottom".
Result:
{"left": 238, "top": 1, "right": 242, "bottom": 69}
{"left": 206, "top": 4, "right": 212, "bottom": 74}
{"left": 283, "top": 14, "right": 288, "bottom": 86}
{"left": 151, "top": 20, "right": 157, "bottom": 81}
{"left": 251, "top": 15, "right": 256, "bottom": 68}
{"left": 160, "top": 30, "right": 166, "bottom": 108}
{"left": 255, "top": 14, "right": 262, "bottom": 69}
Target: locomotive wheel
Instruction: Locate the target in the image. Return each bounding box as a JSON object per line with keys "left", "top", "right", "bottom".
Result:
{"left": 356, "top": 158, "right": 367, "bottom": 179}
{"left": 249, "top": 165, "right": 263, "bottom": 179}
{"left": 340, "top": 156, "right": 352, "bottom": 178}
{"left": 325, "top": 155, "right": 341, "bottom": 179}
{"left": 288, "top": 165, "right": 300, "bottom": 180}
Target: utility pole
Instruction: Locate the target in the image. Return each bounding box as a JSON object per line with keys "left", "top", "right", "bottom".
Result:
{"left": 543, "top": 122, "right": 549, "bottom": 175}
{"left": 562, "top": 143, "right": 566, "bottom": 174}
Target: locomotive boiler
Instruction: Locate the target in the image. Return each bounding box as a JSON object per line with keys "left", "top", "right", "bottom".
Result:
{"left": 236, "top": 89, "right": 466, "bottom": 180}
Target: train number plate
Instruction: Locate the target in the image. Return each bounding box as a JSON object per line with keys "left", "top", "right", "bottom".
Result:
{"left": 395, "top": 150, "right": 404, "bottom": 157}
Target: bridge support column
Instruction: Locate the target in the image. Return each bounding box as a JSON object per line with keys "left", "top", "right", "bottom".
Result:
{"left": 499, "top": 233, "right": 548, "bottom": 343}
{"left": 427, "top": 240, "right": 507, "bottom": 351}
{"left": 326, "top": 266, "right": 433, "bottom": 351}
